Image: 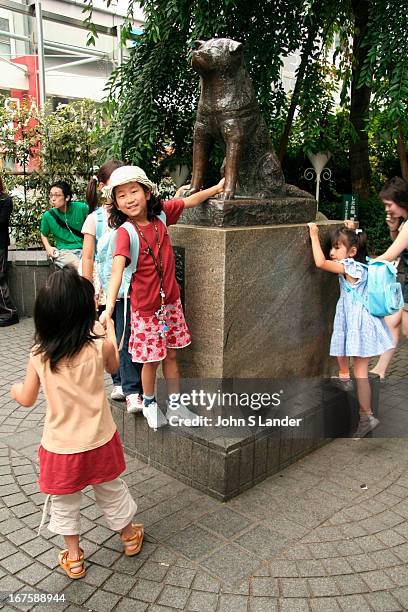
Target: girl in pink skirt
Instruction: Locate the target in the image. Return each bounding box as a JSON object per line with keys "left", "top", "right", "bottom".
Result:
{"left": 104, "top": 165, "right": 224, "bottom": 430}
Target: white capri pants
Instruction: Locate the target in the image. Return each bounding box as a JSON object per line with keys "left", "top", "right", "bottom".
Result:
{"left": 46, "top": 478, "right": 137, "bottom": 536}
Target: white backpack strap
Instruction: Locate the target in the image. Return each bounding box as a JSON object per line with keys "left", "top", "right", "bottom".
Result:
{"left": 117, "top": 222, "right": 139, "bottom": 351}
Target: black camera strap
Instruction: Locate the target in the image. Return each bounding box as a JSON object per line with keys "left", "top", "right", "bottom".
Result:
{"left": 49, "top": 209, "right": 83, "bottom": 238}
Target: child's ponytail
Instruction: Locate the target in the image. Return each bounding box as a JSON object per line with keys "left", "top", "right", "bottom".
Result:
{"left": 354, "top": 229, "right": 368, "bottom": 263}
{"left": 86, "top": 176, "right": 99, "bottom": 213}
{"left": 86, "top": 159, "right": 125, "bottom": 214}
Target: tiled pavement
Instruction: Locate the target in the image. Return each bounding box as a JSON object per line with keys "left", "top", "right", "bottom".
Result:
{"left": 0, "top": 319, "right": 408, "bottom": 612}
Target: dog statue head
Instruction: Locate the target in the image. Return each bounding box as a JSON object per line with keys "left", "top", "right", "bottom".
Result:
{"left": 192, "top": 38, "right": 243, "bottom": 75}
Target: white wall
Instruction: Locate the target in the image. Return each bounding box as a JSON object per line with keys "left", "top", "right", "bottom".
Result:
{"left": 0, "top": 59, "right": 27, "bottom": 89}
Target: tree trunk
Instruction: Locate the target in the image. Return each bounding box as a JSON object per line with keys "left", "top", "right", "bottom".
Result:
{"left": 349, "top": 0, "right": 371, "bottom": 200}
{"left": 278, "top": 23, "right": 318, "bottom": 162}
{"left": 397, "top": 121, "right": 408, "bottom": 181}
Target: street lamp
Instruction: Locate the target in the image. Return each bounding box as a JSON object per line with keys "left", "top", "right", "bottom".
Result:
{"left": 304, "top": 151, "right": 332, "bottom": 209}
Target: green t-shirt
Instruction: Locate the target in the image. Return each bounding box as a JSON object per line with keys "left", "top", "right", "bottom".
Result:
{"left": 40, "top": 200, "right": 88, "bottom": 250}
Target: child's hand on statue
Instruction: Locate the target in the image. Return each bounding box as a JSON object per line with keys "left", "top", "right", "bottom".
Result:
{"left": 344, "top": 220, "right": 356, "bottom": 229}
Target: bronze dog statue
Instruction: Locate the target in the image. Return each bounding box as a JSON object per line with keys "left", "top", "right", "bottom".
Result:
{"left": 188, "top": 38, "right": 309, "bottom": 201}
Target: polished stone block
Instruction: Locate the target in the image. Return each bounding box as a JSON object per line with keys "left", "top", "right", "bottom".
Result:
{"left": 170, "top": 221, "right": 341, "bottom": 378}
{"left": 179, "top": 196, "right": 316, "bottom": 227}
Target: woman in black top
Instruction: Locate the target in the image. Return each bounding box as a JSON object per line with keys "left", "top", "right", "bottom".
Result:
{"left": 0, "top": 174, "right": 18, "bottom": 326}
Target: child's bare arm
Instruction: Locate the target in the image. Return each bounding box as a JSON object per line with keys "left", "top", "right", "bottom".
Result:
{"left": 41, "top": 234, "right": 56, "bottom": 258}
{"left": 81, "top": 234, "right": 96, "bottom": 282}
{"left": 102, "top": 318, "right": 120, "bottom": 374}
{"left": 11, "top": 359, "right": 40, "bottom": 407}
{"left": 182, "top": 178, "right": 225, "bottom": 208}
{"left": 104, "top": 255, "right": 126, "bottom": 320}
{"left": 308, "top": 223, "right": 345, "bottom": 274}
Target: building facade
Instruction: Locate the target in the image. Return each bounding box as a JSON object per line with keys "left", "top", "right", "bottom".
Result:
{"left": 0, "top": 0, "right": 143, "bottom": 106}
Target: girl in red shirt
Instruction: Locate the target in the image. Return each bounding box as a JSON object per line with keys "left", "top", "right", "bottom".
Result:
{"left": 104, "top": 166, "right": 224, "bottom": 430}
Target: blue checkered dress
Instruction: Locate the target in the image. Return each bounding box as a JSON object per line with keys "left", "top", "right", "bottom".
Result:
{"left": 330, "top": 258, "right": 395, "bottom": 357}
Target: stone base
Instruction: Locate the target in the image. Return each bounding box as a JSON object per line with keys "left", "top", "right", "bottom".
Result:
{"left": 112, "top": 378, "right": 379, "bottom": 501}
{"left": 112, "top": 219, "right": 380, "bottom": 499}
{"left": 178, "top": 196, "right": 317, "bottom": 227}
{"left": 170, "top": 221, "right": 343, "bottom": 379}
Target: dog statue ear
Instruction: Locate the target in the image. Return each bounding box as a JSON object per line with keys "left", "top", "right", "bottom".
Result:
{"left": 193, "top": 40, "right": 205, "bottom": 49}
{"left": 229, "top": 40, "right": 243, "bottom": 54}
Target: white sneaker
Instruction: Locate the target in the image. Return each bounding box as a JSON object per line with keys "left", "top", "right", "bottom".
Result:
{"left": 126, "top": 394, "right": 144, "bottom": 414}
{"left": 166, "top": 400, "right": 199, "bottom": 426}
{"left": 142, "top": 401, "right": 168, "bottom": 430}
{"left": 111, "top": 385, "right": 125, "bottom": 401}
{"left": 352, "top": 415, "right": 380, "bottom": 439}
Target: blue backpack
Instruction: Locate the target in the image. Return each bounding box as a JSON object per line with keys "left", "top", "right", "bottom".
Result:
{"left": 344, "top": 259, "right": 403, "bottom": 317}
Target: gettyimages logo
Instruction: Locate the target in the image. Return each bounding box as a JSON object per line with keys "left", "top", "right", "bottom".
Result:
{"left": 167, "top": 389, "right": 283, "bottom": 411}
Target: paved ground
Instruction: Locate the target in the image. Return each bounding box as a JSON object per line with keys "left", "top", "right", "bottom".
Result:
{"left": 0, "top": 319, "right": 408, "bottom": 612}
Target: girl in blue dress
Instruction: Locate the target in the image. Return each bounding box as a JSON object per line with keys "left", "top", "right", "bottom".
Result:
{"left": 308, "top": 223, "right": 395, "bottom": 438}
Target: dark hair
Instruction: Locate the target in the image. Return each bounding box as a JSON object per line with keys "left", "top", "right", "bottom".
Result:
{"left": 86, "top": 159, "right": 125, "bottom": 213}
{"left": 0, "top": 174, "right": 5, "bottom": 194}
{"left": 49, "top": 181, "right": 72, "bottom": 204}
{"left": 379, "top": 177, "right": 408, "bottom": 211}
{"left": 108, "top": 184, "right": 163, "bottom": 229}
{"left": 33, "top": 266, "right": 99, "bottom": 371}
{"left": 330, "top": 227, "right": 368, "bottom": 263}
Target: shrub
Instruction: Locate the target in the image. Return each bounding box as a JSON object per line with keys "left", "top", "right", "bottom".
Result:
{"left": 358, "top": 194, "right": 391, "bottom": 256}
{"left": 1, "top": 98, "right": 107, "bottom": 247}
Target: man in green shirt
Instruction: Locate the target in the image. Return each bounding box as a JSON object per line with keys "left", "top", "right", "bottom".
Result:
{"left": 40, "top": 181, "right": 88, "bottom": 268}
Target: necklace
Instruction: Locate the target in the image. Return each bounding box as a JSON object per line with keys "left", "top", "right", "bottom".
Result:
{"left": 132, "top": 220, "right": 168, "bottom": 338}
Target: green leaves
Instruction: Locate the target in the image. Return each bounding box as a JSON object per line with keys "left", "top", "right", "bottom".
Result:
{"left": 1, "top": 98, "right": 109, "bottom": 247}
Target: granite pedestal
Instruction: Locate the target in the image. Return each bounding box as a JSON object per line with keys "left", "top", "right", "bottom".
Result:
{"left": 113, "top": 218, "right": 370, "bottom": 500}
{"left": 170, "top": 221, "right": 341, "bottom": 378}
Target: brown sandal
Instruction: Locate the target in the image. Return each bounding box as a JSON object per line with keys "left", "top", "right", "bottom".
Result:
{"left": 58, "top": 547, "right": 85, "bottom": 579}
{"left": 121, "top": 523, "right": 144, "bottom": 556}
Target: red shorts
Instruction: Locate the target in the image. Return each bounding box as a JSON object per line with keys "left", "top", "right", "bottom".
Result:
{"left": 128, "top": 298, "right": 191, "bottom": 363}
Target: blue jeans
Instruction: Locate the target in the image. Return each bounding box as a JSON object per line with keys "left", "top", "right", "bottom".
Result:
{"left": 111, "top": 299, "right": 143, "bottom": 396}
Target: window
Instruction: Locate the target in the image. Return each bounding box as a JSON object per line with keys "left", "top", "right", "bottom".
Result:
{"left": 50, "top": 96, "right": 69, "bottom": 111}
{"left": 0, "top": 16, "right": 11, "bottom": 58}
